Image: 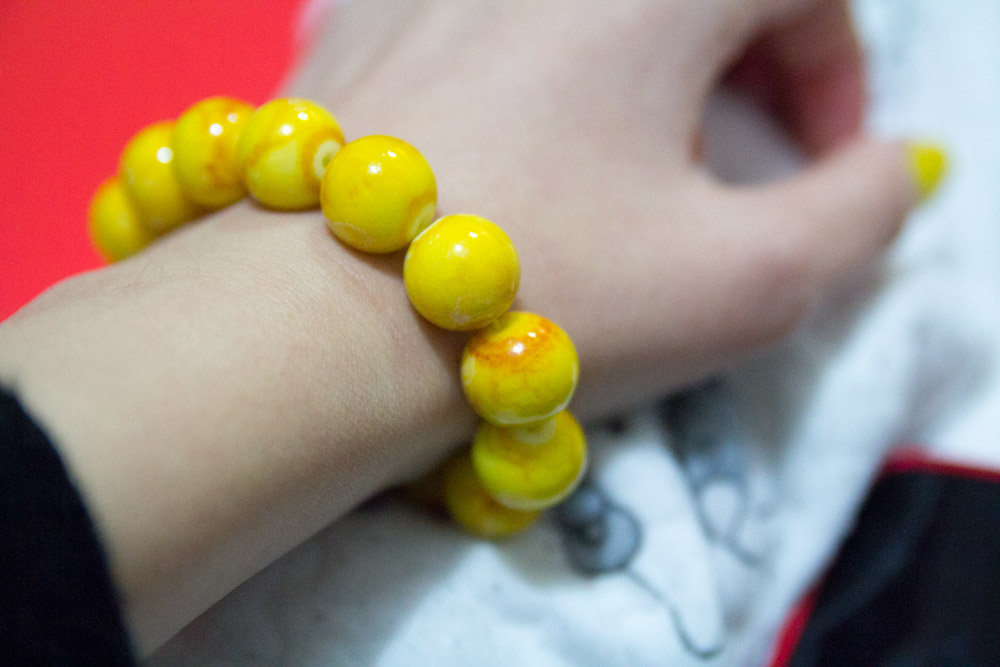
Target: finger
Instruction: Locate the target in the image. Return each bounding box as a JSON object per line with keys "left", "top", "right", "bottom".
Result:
{"left": 726, "top": 0, "right": 866, "bottom": 155}
{"left": 703, "top": 139, "right": 945, "bottom": 346}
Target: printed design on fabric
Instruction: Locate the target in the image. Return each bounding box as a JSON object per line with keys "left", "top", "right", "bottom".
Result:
{"left": 660, "top": 379, "right": 768, "bottom": 567}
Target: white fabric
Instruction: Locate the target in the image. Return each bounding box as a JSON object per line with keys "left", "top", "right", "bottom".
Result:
{"left": 148, "top": 2, "right": 1000, "bottom": 664}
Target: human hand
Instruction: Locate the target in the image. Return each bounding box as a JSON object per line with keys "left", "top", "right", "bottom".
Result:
{"left": 0, "top": 0, "right": 938, "bottom": 652}
{"left": 294, "top": 0, "right": 927, "bottom": 416}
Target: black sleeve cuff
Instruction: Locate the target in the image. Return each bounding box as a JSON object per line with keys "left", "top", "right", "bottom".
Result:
{"left": 0, "top": 386, "right": 135, "bottom": 666}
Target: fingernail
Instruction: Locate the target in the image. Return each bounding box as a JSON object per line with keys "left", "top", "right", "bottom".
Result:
{"left": 906, "top": 142, "right": 949, "bottom": 203}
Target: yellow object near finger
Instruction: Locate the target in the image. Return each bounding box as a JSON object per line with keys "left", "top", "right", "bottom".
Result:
{"left": 472, "top": 410, "right": 587, "bottom": 511}
{"left": 443, "top": 451, "right": 540, "bottom": 539}
{"left": 236, "top": 98, "right": 345, "bottom": 210}
{"left": 172, "top": 97, "right": 255, "bottom": 208}
{"left": 404, "top": 214, "right": 520, "bottom": 330}
{"left": 907, "top": 142, "right": 949, "bottom": 202}
{"left": 88, "top": 177, "right": 155, "bottom": 262}
{"left": 321, "top": 135, "right": 437, "bottom": 253}
{"left": 462, "top": 311, "right": 579, "bottom": 426}
{"left": 119, "top": 121, "right": 203, "bottom": 235}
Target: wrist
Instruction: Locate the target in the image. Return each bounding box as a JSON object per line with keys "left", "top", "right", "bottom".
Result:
{"left": 0, "top": 200, "right": 477, "bottom": 650}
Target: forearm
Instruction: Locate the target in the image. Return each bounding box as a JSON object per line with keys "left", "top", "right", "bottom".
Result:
{"left": 0, "top": 7, "right": 658, "bottom": 645}
{"left": 0, "top": 203, "right": 476, "bottom": 652}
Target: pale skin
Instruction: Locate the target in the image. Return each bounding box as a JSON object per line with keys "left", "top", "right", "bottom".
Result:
{"left": 0, "top": 0, "right": 919, "bottom": 655}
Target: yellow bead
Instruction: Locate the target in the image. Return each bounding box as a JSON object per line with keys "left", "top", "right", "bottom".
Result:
{"left": 472, "top": 410, "right": 587, "bottom": 511}
{"left": 119, "top": 121, "right": 203, "bottom": 235}
{"left": 87, "top": 177, "right": 155, "bottom": 262}
{"left": 171, "top": 96, "right": 255, "bottom": 208}
{"left": 403, "top": 214, "right": 520, "bottom": 330}
{"left": 443, "top": 451, "right": 540, "bottom": 539}
{"left": 321, "top": 135, "right": 437, "bottom": 253}
{"left": 235, "top": 97, "right": 344, "bottom": 210}
{"left": 461, "top": 311, "right": 579, "bottom": 426}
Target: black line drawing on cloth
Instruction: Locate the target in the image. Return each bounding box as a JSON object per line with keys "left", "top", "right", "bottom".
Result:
{"left": 550, "top": 478, "right": 725, "bottom": 659}
{"left": 626, "top": 569, "right": 725, "bottom": 660}
{"left": 550, "top": 409, "right": 740, "bottom": 659}
{"left": 550, "top": 480, "right": 642, "bottom": 575}
{"left": 660, "top": 379, "right": 766, "bottom": 567}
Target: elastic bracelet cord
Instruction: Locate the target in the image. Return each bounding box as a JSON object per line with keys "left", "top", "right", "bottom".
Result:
{"left": 88, "top": 96, "right": 587, "bottom": 539}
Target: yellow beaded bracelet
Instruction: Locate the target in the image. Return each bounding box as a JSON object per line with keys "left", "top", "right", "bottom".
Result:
{"left": 89, "top": 96, "right": 588, "bottom": 539}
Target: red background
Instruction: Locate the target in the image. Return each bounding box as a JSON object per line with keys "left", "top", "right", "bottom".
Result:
{"left": 0, "top": 0, "right": 306, "bottom": 321}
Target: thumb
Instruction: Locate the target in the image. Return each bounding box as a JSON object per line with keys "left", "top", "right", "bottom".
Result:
{"left": 737, "top": 138, "right": 947, "bottom": 291}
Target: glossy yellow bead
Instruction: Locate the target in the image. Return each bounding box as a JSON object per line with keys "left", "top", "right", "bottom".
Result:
{"left": 235, "top": 97, "right": 344, "bottom": 210}
{"left": 472, "top": 410, "right": 587, "bottom": 511}
{"left": 171, "top": 96, "right": 255, "bottom": 208}
{"left": 119, "top": 121, "right": 203, "bottom": 235}
{"left": 443, "top": 451, "right": 540, "bottom": 539}
{"left": 403, "top": 214, "right": 520, "bottom": 330}
{"left": 321, "top": 135, "right": 437, "bottom": 253}
{"left": 462, "top": 312, "right": 579, "bottom": 426}
{"left": 87, "top": 177, "right": 155, "bottom": 262}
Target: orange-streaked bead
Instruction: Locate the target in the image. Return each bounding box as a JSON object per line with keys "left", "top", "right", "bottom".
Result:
{"left": 472, "top": 411, "right": 587, "bottom": 510}
{"left": 443, "top": 451, "right": 540, "bottom": 539}
{"left": 119, "top": 121, "right": 203, "bottom": 235}
{"left": 321, "top": 135, "right": 437, "bottom": 253}
{"left": 235, "top": 97, "right": 344, "bottom": 210}
{"left": 171, "top": 96, "right": 255, "bottom": 208}
{"left": 87, "top": 177, "right": 155, "bottom": 262}
{"left": 403, "top": 214, "right": 520, "bottom": 330}
{"left": 461, "top": 312, "right": 579, "bottom": 426}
